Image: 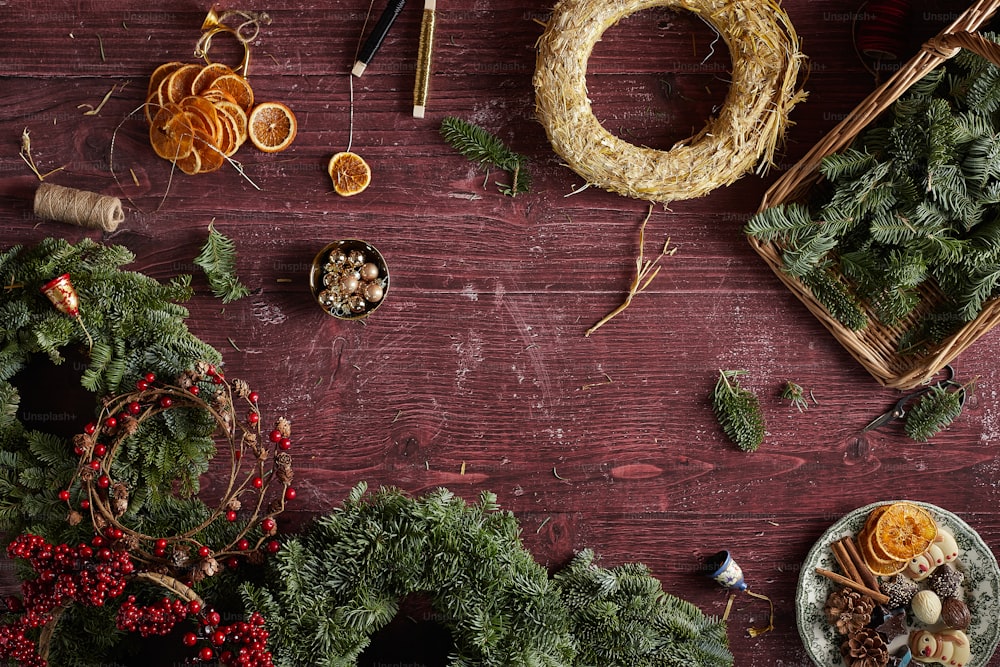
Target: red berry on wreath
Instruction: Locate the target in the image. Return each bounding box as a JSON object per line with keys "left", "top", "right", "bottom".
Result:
{"left": 188, "top": 600, "right": 202, "bottom": 614}
{"left": 226, "top": 510, "right": 238, "bottom": 522}
{"left": 249, "top": 391, "right": 259, "bottom": 403}
{"left": 266, "top": 540, "right": 280, "bottom": 554}
{"left": 212, "top": 629, "right": 226, "bottom": 645}
{"left": 199, "top": 646, "right": 214, "bottom": 661}
{"left": 80, "top": 499, "right": 90, "bottom": 510}
{"left": 108, "top": 528, "right": 123, "bottom": 540}
{"left": 268, "top": 429, "right": 282, "bottom": 443}
{"left": 213, "top": 374, "right": 224, "bottom": 384}
{"left": 207, "top": 364, "right": 217, "bottom": 376}
{"left": 237, "top": 539, "right": 250, "bottom": 551}
{"left": 136, "top": 379, "right": 149, "bottom": 391}
{"left": 97, "top": 475, "right": 110, "bottom": 488}
{"left": 182, "top": 631, "right": 198, "bottom": 646}
{"left": 278, "top": 438, "right": 291, "bottom": 451}
{"left": 262, "top": 518, "right": 276, "bottom": 532}
{"left": 225, "top": 557, "right": 239, "bottom": 570}
{"left": 252, "top": 476, "right": 263, "bottom": 489}
{"left": 104, "top": 416, "right": 117, "bottom": 429}
{"left": 248, "top": 411, "right": 259, "bottom": 424}
{"left": 94, "top": 443, "right": 107, "bottom": 457}
{"left": 128, "top": 401, "right": 142, "bottom": 415}
{"left": 284, "top": 487, "right": 296, "bottom": 501}
{"left": 84, "top": 422, "right": 96, "bottom": 435}
{"left": 58, "top": 490, "right": 70, "bottom": 502}
{"left": 160, "top": 396, "right": 173, "bottom": 408}
{"left": 205, "top": 610, "right": 221, "bottom": 626}
{"left": 88, "top": 459, "right": 101, "bottom": 470}
{"left": 155, "top": 538, "right": 168, "bottom": 550}
{"left": 189, "top": 385, "right": 200, "bottom": 395}
{"left": 92, "top": 535, "right": 105, "bottom": 547}
{"left": 198, "top": 546, "right": 211, "bottom": 558}
{"left": 144, "top": 372, "right": 156, "bottom": 383}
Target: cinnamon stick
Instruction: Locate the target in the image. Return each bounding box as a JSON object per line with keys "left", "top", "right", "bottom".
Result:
{"left": 831, "top": 539, "right": 862, "bottom": 584}
{"left": 815, "top": 567, "right": 890, "bottom": 605}
{"left": 841, "top": 537, "right": 881, "bottom": 593}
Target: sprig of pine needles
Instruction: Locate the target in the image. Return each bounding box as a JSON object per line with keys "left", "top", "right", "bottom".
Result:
{"left": 904, "top": 382, "right": 972, "bottom": 442}
{"left": 440, "top": 116, "right": 530, "bottom": 196}
{"left": 711, "top": 370, "right": 765, "bottom": 452}
{"left": 781, "top": 380, "right": 809, "bottom": 412}
{"left": 194, "top": 222, "right": 251, "bottom": 304}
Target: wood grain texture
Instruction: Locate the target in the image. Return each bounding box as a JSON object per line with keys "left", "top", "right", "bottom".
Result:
{"left": 2, "top": 0, "right": 1000, "bottom": 665}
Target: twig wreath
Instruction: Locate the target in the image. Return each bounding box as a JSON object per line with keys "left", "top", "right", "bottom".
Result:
{"left": 533, "top": 0, "right": 807, "bottom": 203}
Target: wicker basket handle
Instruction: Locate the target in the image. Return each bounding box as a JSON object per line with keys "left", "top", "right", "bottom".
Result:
{"left": 925, "top": 31, "right": 1000, "bottom": 66}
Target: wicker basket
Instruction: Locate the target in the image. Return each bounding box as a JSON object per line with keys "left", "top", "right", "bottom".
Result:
{"left": 750, "top": 0, "right": 1000, "bottom": 389}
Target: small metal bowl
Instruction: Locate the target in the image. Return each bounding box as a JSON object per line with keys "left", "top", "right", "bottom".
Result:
{"left": 309, "top": 240, "right": 390, "bottom": 320}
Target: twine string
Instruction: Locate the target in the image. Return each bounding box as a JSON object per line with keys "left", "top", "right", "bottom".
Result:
{"left": 33, "top": 182, "right": 124, "bottom": 232}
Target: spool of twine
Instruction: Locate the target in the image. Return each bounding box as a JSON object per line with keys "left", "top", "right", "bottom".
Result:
{"left": 33, "top": 182, "right": 125, "bottom": 232}
{"left": 857, "top": 0, "right": 913, "bottom": 61}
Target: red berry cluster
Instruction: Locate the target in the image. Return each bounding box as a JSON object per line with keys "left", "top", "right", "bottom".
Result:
{"left": 9, "top": 534, "right": 134, "bottom": 613}
{"left": 0, "top": 534, "right": 136, "bottom": 667}
{"left": 117, "top": 595, "right": 273, "bottom": 667}
{"left": 115, "top": 595, "right": 190, "bottom": 637}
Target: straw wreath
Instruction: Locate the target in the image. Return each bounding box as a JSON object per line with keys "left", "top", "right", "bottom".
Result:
{"left": 533, "top": 0, "right": 806, "bottom": 203}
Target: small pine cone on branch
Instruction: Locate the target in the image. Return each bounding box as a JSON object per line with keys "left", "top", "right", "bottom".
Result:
{"left": 825, "top": 587, "right": 875, "bottom": 635}
{"left": 111, "top": 482, "right": 129, "bottom": 517}
{"left": 275, "top": 417, "right": 292, "bottom": 437}
{"left": 66, "top": 510, "right": 83, "bottom": 526}
{"left": 841, "top": 627, "right": 888, "bottom": 667}
{"left": 73, "top": 433, "right": 93, "bottom": 452}
{"left": 232, "top": 379, "right": 251, "bottom": 398}
{"left": 274, "top": 451, "right": 293, "bottom": 485}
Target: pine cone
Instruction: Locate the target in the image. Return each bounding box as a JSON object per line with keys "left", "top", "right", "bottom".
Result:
{"left": 274, "top": 451, "right": 293, "bottom": 485}
{"left": 275, "top": 417, "right": 292, "bottom": 437}
{"left": 841, "top": 628, "right": 888, "bottom": 667}
{"left": 110, "top": 482, "right": 129, "bottom": 517}
{"left": 825, "top": 587, "right": 876, "bottom": 635}
{"left": 232, "top": 378, "right": 251, "bottom": 398}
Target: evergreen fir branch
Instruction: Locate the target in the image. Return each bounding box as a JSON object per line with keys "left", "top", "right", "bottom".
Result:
{"left": 743, "top": 202, "right": 822, "bottom": 243}
{"left": 818, "top": 148, "right": 878, "bottom": 182}
{"left": 904, "top": 383, "right": 969, "bottom": 441}
{"left": 800, "top": 267, "right": 868, "bottom": 331}
{"left": 780, "top": 381, "right": 809, "bottom": 412}
{"left": 440, "top": 116, "right": 531, "bottom": 196}
{"left": 711, "top": 370, "right": 765, "bottom": 453}
{"left": 194, "top": 222, "right": 251, "bottom": 304}
{"left": 781, "top": 231, "right": 840, "bottom": 278}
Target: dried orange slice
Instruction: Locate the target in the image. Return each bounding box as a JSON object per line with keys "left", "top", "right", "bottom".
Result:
{"left": 874, "top": 502, "right": 937, "bottom": 561}
{"left": 148, "top": 61, "right": 184, "bottom": 99}
{"left": 163, "top": 64, "right": 202, "bottom": 104}
{"left": 215, "top": 100, "right": 248, "bottom": 146}
{"left": 209, "top": 73, "right": 254, "bottom": 112}
{"left": 192, "top": 62, "right": 234, "bottom": 95}
{"left": 858, "top": 527, "right": 907, "bottom": 576}
{"left": 328, "top": 151, "right": 371, "bottom": 196}
{"left": 248, "top": 102, "right": 297, "bottom": 153}
{"left": 149, "top": 104, "right": 195, "bottom": 161}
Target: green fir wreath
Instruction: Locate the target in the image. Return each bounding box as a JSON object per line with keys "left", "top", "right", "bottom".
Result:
{"left": 241, "top": 483, "right": 733, "bottom": 667}
{"left": 0, "top": 237, "right": 225, "bottom": 544}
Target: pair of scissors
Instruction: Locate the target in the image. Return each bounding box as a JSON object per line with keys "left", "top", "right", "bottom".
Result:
{"left": 862, "top": 365, "right": 964, "bottom": 432}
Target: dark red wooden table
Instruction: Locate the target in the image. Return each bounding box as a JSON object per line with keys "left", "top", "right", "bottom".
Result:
{"left": 2, "top": 1, "right": 999, "bottom": 665}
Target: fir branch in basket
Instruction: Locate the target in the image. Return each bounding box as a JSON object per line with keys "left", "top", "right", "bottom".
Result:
{"left": 194, "top": 222, "right": 251, "bottom": 304}
{"left": 439, "top": 116, "right": 530, "bottom": 196}
{"left": 711, "top": 370, "right": 765, "bottom": 452}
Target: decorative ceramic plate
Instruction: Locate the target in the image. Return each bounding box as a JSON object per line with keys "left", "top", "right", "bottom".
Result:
{"left": 796, "top": 501, "right": 1000, "bottom": 667}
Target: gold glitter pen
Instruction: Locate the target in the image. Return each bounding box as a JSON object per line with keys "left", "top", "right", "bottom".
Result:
{"left": 412, "top": 0, "right": 436, "bottom": 118}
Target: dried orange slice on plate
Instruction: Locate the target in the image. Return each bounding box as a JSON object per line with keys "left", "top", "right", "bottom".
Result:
{"left": 874, "top": 502, "right": 937, "bottom": 561}
{"left": 857, "top": 527, "right": 907, "bottom": 576}
{"left": 164, "top": 64, "right": 202, "bottom": 104}
{"left": 248, "top": 102, "right": 297, "bottom": 153}
{"left": 328, "top": 151, "right": 371, "bottom": 196}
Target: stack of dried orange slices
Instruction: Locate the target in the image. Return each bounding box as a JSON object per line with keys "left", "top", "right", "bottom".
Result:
{"left": 145, "top": 61, "right": 297, "bottom": 174}
{"left": 858, "top": 501, "right": 939, "bottom": 576}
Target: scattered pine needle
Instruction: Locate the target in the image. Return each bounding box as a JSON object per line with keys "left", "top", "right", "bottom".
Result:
{"left": 227, "top": 337, "right": 241, "bottom": 351}
{"left": 585, "top": 204, "right": 676, "bottom": 336}
{"left": 535, "top": 516, "right": 551, "bottom": 533}
{"left": 460, "top": 461, "right": 466, "bottom": 475}
{"left": 552, "top": 466, "right": 569, "bottom": 481}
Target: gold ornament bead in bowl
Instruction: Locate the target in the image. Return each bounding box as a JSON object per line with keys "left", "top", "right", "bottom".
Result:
{"left": 309, "top": 240, "right": 389, "bottom": 320}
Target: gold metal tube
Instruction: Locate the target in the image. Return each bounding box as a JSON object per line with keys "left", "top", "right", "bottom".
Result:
{"left": 412, "top": 0, "right": 436, "bottom": 118}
